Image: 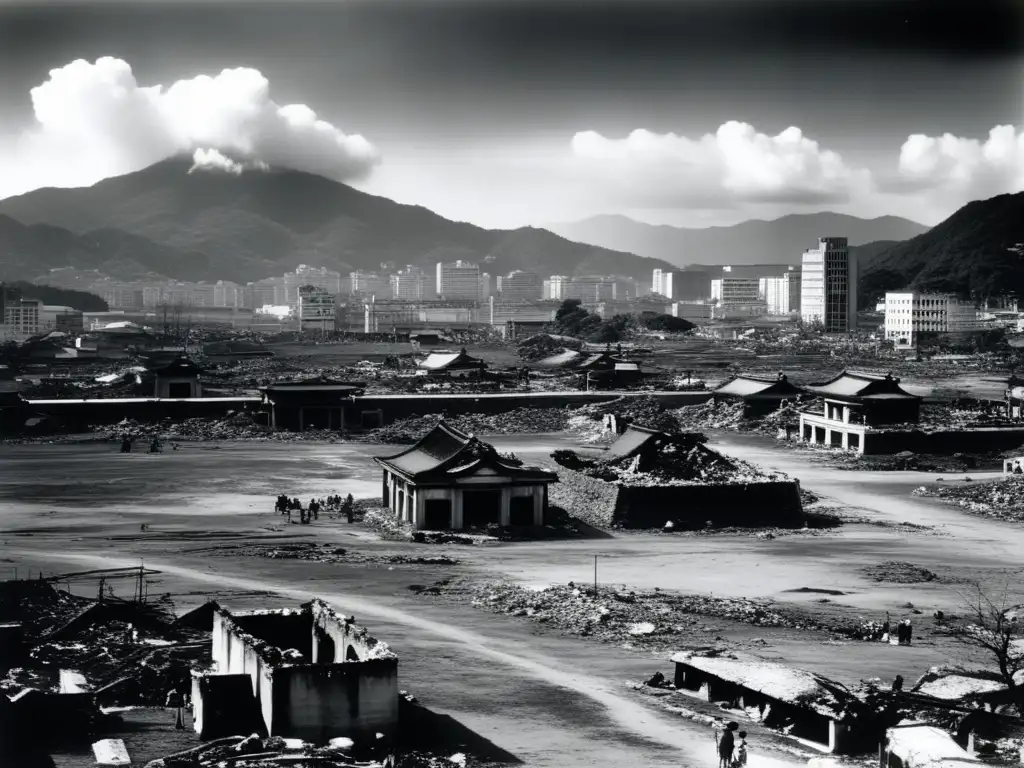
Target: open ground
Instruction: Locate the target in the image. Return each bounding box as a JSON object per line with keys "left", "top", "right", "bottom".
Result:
{"left": 2, "top": 433, "right": 1022, "bottom": 767}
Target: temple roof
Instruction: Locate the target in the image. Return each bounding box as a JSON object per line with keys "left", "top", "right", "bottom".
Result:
{"left": 417, "top": 348, "right": 486, "bottom": 371}
{"left": 715, "top": 373, "right": 804, "bottom": 399}
{"left": 807, "top": 370, "right": 920, "bottom": 402}
{"left": 375, "top": 421, "right": 558, "bottom": 484}
{"left": 147, "top": 356, "right": 204, "bottom": 376}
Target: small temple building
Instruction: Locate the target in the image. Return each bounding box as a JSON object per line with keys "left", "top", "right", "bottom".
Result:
{"left": 374, "top": 422, "right": 558, "bottom": 529}
{"left": 148, "top": 356, "right": 204, "bottom": 399}
{"left": 798, "top": 370, "right": 922, "bottom": 454}
{"left": 713, "top": 372, "right": 805, "bottom": 416}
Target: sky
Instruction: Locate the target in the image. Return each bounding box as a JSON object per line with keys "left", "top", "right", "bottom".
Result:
{"left": 0, "top": 0, "right": 1022, "bottom": 230}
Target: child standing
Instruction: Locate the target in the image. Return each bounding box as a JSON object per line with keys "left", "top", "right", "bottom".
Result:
{"left": 733, "top": 731, "right": 748, "bottom": 767}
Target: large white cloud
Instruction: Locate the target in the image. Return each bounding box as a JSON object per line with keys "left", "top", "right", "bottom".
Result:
{"left": 3, "top": 57, "right": 379, "bottom": 196}
{"left": 895, "top": 124, "right": 1024, "bottom": 197}
{"left": 570, "top": 122, "right": 872, "bottom": 208}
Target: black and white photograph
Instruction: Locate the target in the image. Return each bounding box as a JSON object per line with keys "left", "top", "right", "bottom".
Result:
{"left": 0, "top": 0, "right": 1023, "bottom": 766}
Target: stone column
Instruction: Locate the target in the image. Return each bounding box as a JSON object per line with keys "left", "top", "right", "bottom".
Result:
{"left": 500, "top": 487, "right": 512, "bottom": 527}
{"left": 451, "top": 489, "right": 463, "bottom": 530}
{"left": 825, "top": 428, "right": 832, "bottom": 446}
{"left": 390, "top": 476, "right": 397, "bottom": 514}
{"left": 843, "top": 406, "right": 850, "bottom": 424}
{"left": 841, "top": 431, "right": 849, "bottom": 450}
{"left": 532, "top": 485, "right": 544, "bottom": 525}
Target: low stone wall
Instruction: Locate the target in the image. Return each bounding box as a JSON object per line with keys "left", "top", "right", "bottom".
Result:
{"left": 865, "top": 428, "right": 1024, "bottom": 455}
{"left": 551, "top": 467, "right": 804, "bottom": 530}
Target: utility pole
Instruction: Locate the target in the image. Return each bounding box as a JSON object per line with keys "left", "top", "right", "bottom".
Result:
{"left": 593, "top": 554, "right": 598, "bottom": 597}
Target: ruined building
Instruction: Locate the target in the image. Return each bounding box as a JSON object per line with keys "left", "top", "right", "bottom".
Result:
{"left": 192, "top": 600, "right": 398, "bottom": 744}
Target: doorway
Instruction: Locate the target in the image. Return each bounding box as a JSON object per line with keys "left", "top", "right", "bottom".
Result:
{"left": 462, "top": 490, "right": 502, "bottom": 528}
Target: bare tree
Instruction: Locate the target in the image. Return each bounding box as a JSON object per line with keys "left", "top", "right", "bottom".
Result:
{"left": 951, "top": 582, "right": 1024, "bottom": 712}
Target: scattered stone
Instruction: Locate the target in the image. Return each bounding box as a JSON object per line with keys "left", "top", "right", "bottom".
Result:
{"left": 861, "top": 562, "right": 939, "bottom": 584}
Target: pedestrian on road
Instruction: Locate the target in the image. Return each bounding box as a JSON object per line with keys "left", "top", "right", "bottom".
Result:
{"left": 733, "top": 731, "right": 748, "bottom": 767}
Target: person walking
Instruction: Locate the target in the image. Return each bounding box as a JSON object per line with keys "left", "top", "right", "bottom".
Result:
{"left": 166, "top": 687, "right": 185, "bottom": 730}
{"left": 905, "top": 619, "right": 913, "bottom": 646}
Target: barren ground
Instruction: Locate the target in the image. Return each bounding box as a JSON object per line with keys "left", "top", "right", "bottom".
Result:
{"left": 2, "top": 433, "right": 1021, "bottom": 767}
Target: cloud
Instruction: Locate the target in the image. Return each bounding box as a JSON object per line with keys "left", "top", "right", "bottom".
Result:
{"left": 189, "top": 148, "right": 268, "bottom": 175}
{"left": 3, "top": 57, "right": 379, "bottom": 196}
{"left": 893, "top": 125, "right": 1024, "bottom": 197}
{"left": 570, "top": 122, "right": 872, "bottom": 209}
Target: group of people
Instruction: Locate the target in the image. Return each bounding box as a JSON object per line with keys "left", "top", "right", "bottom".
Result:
{"left": 119, "top": 435, "right": 179, "bottom": 454}
{"left": 879, "top": 613, "right": 914, "bottom": 646}
{"left": 716, "top": 722, "right": 748, "bottom": 768}
{"left": 274, "top": 493, "right": 355, "bottom": 524}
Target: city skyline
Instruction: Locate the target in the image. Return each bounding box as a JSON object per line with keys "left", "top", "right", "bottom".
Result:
{"left": 0, "top": 0, "right": 1020, "bottom": 232}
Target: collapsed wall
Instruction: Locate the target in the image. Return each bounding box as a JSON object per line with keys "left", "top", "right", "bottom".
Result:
{"left": 197, "top": 600, "right": 398, "bottom": 745}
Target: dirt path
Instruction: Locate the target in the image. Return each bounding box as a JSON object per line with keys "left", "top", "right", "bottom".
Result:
{"left": 7, "top": 547, "right": 805, "bottom": 768}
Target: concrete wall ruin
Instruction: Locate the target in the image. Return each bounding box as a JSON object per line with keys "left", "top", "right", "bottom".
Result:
{"left": 550, "top": 467, "right": 804, "bottom": 529}
{"left": 200, "top": 601, "right": 398, "bottom": 745}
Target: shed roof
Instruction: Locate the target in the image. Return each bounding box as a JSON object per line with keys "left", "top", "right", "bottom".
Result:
{"left": 579, "top": 351, "right": 628, "bottom": 370}
{"left": 885, "top": 725, "right": 979, "bottom": 767}
{"left": 670, "top": 651, "right": 847, "bottom": 716}
{"left": 375, "top": 421, "right": 557, "bottom": 484}
{"left": 606, "top": 424, "right": 667, "bottom": 458}
{"left": 418, "top": 348, "right": 485, "bottom": 371}
{"left": 807, "top": 370, "right": 920, "bottom": 401}
{"left": 715, "top": 373, "right": 803, "bottom": 399}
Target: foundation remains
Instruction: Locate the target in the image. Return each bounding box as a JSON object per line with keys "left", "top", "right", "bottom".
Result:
{"left": 192, "top": 600, "right": 398, "bottom": 745}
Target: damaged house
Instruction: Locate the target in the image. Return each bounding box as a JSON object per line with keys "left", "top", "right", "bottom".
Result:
{"left": 192, "top": 600, "right": 398, "bottom": 745}
{"left": 374, "top": 422, "right": 558, "bottom": 530}
{"left": 549, "top": 424, "right": 804, "bottom": 529}
{"left": 671, "top": 651, "right": 866, "bottom": 753}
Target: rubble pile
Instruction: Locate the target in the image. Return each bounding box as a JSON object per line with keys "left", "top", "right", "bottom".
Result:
{"left": 0, "top": 583, "right": 210, "bottom": 707}
{"left": 861, "top": 561, "right": 939, "bottom": 584}
{"left": 913, "top": 476, "right": 1024, "bottom": 522}
{"left": 916, "top": 403, "right": 1015, "bottom": 433}
{"left": 412, "top": 579, "right": 864, "bottom": 647}
{"left": 672, "top": 400, "right": 745, "bottom": 431}
{"left": 553, "top": 433, "right": 783, "bottom": 487}
{"left": 577, "top": 394, "right": 682, "bottom": 434}
{"left": 97, "top": 415, "right": 344, "bottom": 442}
{"left": 225, "top": 542, "right": 460, "bottom": 566}
{"left": 365, "top": 408, "right": 570, "bottom": 444}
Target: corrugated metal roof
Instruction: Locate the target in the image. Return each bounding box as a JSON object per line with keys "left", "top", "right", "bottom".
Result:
{"left": 670, "top": 652, "right": 834, "bottom": 710}
{"left": 606, "top": 425, "right": 663, "bottom": 458}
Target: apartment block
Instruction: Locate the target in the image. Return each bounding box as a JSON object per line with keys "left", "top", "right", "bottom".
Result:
{"left": 883, "top": 292, "right": 981, "bottom": 348}
{"left": 350, "top": 271, "right": 388, "bottom": 297}
{"left": 298, "top": 285, "right": 337, "bottom": 332}
{"left": 499, "top": 270, "right": 543, "bottom": 301}
{"left": 390, "top": 266, "right": 429, "bottom": 301}
{"left": 435, "top": 260, "right": 480, "bottom": 301}
{"left": 800, "top": 237, "right": 857, "bottom": 332}
{"left": 759, "top": 270, "right": 802, "bottom": 314}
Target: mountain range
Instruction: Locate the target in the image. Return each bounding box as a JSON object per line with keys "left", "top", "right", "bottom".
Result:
{"left": 858, "top": 191, "right": 1024, "bottom": 304}
{"left": 547, "top": 213, "right": 931, "bottom": 267}
{"left": 0, "top": 159, "right": 677, "bottom": 285}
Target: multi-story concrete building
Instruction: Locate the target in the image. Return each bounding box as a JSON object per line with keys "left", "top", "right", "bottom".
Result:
{"left": 297, "top": 285, "right": 337, "bottom": 332}
{"left": 883, "top": 292, "right": 981, "bottom": 348}
{"left": 652, "top": 269, "right": 671, "bottom": 298}
{"left": 800, "top": 237, "right": 857, "bottom": 332}
{"left": 566, "top": 276, "right": 616, "bottom": 302}
{"left": 284, "top": 265, "right": 342, "bottom": 305}
{"left": 498, "top": 270, "right": 543, "bottom": 302}
{"left": 248, "top": 277, "right": 288, "bottom": 308}
{"left": 98, "top": 284, "right": 146, "bottom": 310}
{"left": 711, "top": 277, "right": 761, "bottom": 305}
{"left": 480, "top": 272, "right": 494, "bottom": 300}
{"left": 671, "top": 301, "right": 714, "bottom": 322}
{"left": 350, "top": 271, "right": 388, "bottom": 297}
{"left": 2, "top": 297, "right": 42, "bottom": 340}
{"left": 759, "top": 269, "right": 802, "bottom": 315}
{"left": 435, "top": 260, "right": 480, "bottom": 301}
{"left": 545, "top": 276, "right": 569, "bottom": 300}
{"left": 390, "top": 266, "right": 429, "bottom": 301}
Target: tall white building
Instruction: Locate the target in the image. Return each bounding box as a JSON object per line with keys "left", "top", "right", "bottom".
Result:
{"left": 652, "top": 268, "right": 682, "bottom": 299}
{"left": 759, "top": 269, "right": 802, "bottom": 314}
{"left": 883, "top": 292, "right": 981, "bottom": 348}
{"left": 711, "top": 278, "right": 761, "bottom": 304}
{"left": 436, "top": 260, "right": 481, "bottom": 301}
{"left": 499, "top": 270, "right": 543, "bottom": 301}
{"left": 546, "top": 276, "right": 570, "bottom": 300}
{"left": 2, "top": 297, "right": 42, "bottom": 340}
{"left": 800, "top": 237, "right": 856, "bottom": 332}
{"left": 390, "top": 266, "right": 428, "bottom": 301}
